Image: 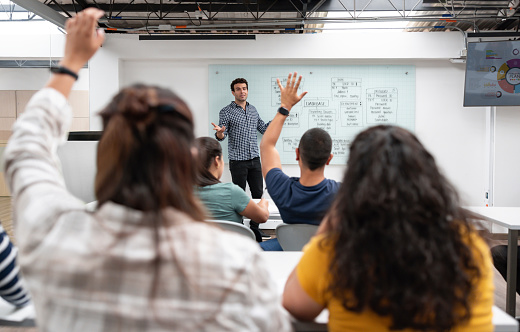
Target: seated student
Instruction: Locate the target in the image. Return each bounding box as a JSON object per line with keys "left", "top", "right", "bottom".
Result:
{"left": 283, "top": 125, "right": 494, "bottom": 332}
{"left": 0, "top": 224, "right": 31, "bottom": 307}
{"left": 3, "top": 9, "right": 291, "bottom": 331}
{"left": 490, "top": 245, "right": 520, "bottom": 294}
{"left": 194, "top": 136, "right": 269, "bottom": 226}
{"left": 259, "top": 73, "right": 340, "bottom": 251}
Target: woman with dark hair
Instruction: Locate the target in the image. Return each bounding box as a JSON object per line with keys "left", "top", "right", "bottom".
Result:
{"left": 194, "top": 137, "right": 269, "bottom": 226}
{"left": 3, "top": 9, "right": 290, "bottom": 332}
{"left": 283, "top": 125, "right": 493, "bottom": 331}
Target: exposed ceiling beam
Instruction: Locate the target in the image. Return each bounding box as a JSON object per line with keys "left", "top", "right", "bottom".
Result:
{"left": 45, "top": 2, "right": 324, "bottom": 13}
{"left": 307, "top": 0, "right": 328, "bottom": 17}
{"left": 74, "top": 0, "right": 89, "bottom": 10}
{"left": 11, "top": 0, "right": 67, "bottom": 28}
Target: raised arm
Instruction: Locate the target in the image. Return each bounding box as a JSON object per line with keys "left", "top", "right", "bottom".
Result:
{"left": 260, "top": 72, "right": 307, "bottom": 178}
{"left": 4, "top": 9, "right": 105, "bottom": 248}
{"left": 48, "top": 9, "right": 105, "bottom": 98}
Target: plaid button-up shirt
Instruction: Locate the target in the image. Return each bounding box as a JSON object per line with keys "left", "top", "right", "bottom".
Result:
{"left": 216, "top": 101, "right": 270, "bottom": 161}
{"left": 4, "top": 89, "right": 292, "bottom": 332}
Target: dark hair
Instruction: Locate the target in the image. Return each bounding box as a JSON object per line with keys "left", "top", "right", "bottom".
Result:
{"left": 195, "top": 137, "right": 222, "bottom": 187}
{"left": 298, "top": 128, "right": 332, "bottom": 171}
{"left": 230, "top": 78, "right": 248, "bottom": 91}
{"left": 95, "top": 84, "right": 204, "bottom": 221}
{"left": 324, "top": 125, "right": 482, "bottom": 331}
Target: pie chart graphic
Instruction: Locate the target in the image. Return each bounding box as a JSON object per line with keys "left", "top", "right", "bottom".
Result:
{"left": 498, "top": 59, "right": 520, "bottom": 93}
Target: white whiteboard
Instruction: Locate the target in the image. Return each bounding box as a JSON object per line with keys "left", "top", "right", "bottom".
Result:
{"left": 209, "top": 65, "right": 416, "bottom": 164}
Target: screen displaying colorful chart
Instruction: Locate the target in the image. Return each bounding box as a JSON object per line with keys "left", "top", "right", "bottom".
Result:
{"left": 465, "top": 41, "right": 520, "bottom": 106}
{"left": 497, "top": 59, "right": 520, "bottom": 93}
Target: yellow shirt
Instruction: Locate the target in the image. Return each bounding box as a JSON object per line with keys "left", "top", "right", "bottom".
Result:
{"left": 296, "top": 233, "right": 494, "bottom": 332}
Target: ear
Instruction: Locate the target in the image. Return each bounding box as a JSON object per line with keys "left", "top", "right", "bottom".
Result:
{"left": 325, "top": 154, "right": 333, "bottom": 165}
{"left": 295, "top": 148, "right": 300, "bottom": 161}
{"left": 214, "top": 155, "right": 221, "bottom": 167}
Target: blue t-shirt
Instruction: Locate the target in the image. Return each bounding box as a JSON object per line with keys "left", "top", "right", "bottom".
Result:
{"left": 265, "top": 168, "right": 340, "bottom": 225}
{"left": 194, "top": 182, "right": 251, "bottom": 224}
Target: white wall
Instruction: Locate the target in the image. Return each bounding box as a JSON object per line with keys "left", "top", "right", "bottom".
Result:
{"left": 495, "top": 107, "right": 520, "bottom": 206}
{"left": 0, "top": 33, "right": 87, "bottom": 90}
{"left": 86, "top": 31, "right": 490, "bottom": 205}
{"left": 0, "top": 31, "right": 510, "bottom": 206}
{"left": 0, "top": 68, "right": 89, "bottom": 91}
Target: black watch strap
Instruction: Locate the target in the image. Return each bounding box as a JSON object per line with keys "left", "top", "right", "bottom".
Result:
{"left": 50, "top": 66, "right": 79, "bottom": 81}
{"left": 278, "top": 107, "right": 289, "bottom": 116}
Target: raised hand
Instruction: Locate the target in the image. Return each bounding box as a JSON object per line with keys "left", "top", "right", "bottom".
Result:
{"left": 276, "top": 72, "right": 308, "bottom": 111}
{"left": 61, "top": 8, "right": 105, "bottom": 73}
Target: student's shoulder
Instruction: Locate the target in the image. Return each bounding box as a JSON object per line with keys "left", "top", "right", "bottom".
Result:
{"left": 220, "top": 182, "right": 244, "bottom": 192}
{"left": 325, "top": 178, "right": 341, "bottom": 189}
{"left": 266, "top": 168, "right": 293, "bottom": 187}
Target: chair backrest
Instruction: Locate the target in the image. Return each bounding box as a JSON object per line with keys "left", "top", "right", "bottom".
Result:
{"left": 276, "top": 223, "right": 319, "bottom": 251}
{"left": 206, "top": 220, "right": 256, "bottom": 240}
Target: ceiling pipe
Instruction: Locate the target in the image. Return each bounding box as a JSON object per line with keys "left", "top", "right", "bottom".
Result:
{"left": 10, "top": 0, "right": 66, "bottom": 28}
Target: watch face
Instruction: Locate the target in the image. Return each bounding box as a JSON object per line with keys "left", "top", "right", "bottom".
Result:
{"left": 278, "top": 107, "right": 289, "bottom": 116}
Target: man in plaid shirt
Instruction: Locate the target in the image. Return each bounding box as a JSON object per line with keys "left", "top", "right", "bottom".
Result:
{"left": 212, "top": 78, "right": 270, "bottom": 241}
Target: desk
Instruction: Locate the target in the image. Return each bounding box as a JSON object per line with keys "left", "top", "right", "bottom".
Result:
{"left": 261, "top": 251, "right": 519, "bottom": 331}
{"left": 466, "top": 206, "right": 520, "bottom": 316}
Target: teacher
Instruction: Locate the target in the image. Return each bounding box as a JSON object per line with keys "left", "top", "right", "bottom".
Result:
{"left": 212, "top": 78, "right": 270, "bottom": 241}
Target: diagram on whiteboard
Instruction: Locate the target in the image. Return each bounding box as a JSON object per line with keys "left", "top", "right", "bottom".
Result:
{"left": 209, "top": 65, "right": 415, "bottom": 164}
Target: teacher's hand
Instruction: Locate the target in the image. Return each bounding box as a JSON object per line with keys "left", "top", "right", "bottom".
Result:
{"left": 211, "top": 122, "right": 226, "bottom": 138}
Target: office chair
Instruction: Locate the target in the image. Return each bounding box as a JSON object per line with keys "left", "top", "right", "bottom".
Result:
{"left": 206, "top": 219, "right": 256, "bottom": 240}
{"left": 275, "top": 223, "right": 319, "bottom": 251}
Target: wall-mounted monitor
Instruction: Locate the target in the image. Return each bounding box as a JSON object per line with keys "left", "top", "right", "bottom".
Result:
{"left": 464, "top": 40, "right": 520, "bottom": 106}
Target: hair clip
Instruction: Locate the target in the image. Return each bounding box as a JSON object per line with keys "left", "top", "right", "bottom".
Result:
{"left": 156, "top": 104, "right": 175, "bottom": 113}
{"left": 154, "top": 104, "right": 191, "bottom": 123}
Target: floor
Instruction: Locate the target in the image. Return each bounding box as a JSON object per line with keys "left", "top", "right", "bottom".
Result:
{"left": 0, "top": 197, "right": 518, "bottom": 331}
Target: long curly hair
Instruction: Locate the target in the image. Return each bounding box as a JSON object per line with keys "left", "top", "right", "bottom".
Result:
{"left": 95, "top": 84, "right": 204, "bottom": 221}
{"left": 325, "top": 125, "right": 481, "bottom": 331}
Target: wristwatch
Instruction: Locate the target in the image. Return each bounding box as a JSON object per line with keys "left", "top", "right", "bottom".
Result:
{"left": 278, "top": 107, "right": 289, "bottom": 116}
{"left": 50, "top": 66, "right": 79, "bottom": 81}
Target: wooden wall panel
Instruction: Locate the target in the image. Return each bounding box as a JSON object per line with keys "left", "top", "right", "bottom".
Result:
{"left": 0, "top": 146, "right": 9, "bottom": 196}
{"left": 0, "top": 118, "right": 15, "bottom": 131}
{"left": 70, "top": 118, "right": 90, "bottom": 131}
{"left": 0, "top": 131, "right": 11, "bottom": 141}
{"left": 0, "top": 91, "right": 16, "bottom": 117}
{"left": 15, "top": 90, "right": 36, "bottom": 116}
{"left": 69, "top": 91, "right": 89, "bottom": 118}
{"left": 0, "top": 90, "right": 90, "bottom": 196}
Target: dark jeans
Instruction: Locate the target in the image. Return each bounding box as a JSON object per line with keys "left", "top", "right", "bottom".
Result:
{"left": 491, "top": 245, "right": 520, "bottom": 295}
{"left": 229, "top": 157, "right": 263, "bottom": 242}
{"left": 259, "top": 238, "right": 283, "bottom": 251}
